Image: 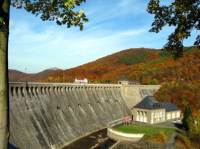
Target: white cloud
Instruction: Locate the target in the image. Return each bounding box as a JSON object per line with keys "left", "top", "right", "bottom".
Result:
{"left": 119, "top": 0, "right": 147, "bottom": 13}
{"left": 84, "top": 0, "right": 147, "bottom": 28}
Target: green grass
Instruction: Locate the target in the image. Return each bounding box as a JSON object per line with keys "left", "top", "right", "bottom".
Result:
{"left": 113, "top": 124, "right": 176, "bottom": 136}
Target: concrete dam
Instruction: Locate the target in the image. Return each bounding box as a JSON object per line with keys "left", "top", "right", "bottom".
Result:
{"left": 9, "top": 82, "right": 160, "bottom": 149}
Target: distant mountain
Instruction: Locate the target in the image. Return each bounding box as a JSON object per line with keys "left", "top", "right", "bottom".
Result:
{"left": 9, "top": 69, "right": 29, "bottom": 82}
{"left": 9, "top": 68, "right": 63, "bottom": 82}
{"left": 47, "top": 67, "right": 62, "bottom": 71}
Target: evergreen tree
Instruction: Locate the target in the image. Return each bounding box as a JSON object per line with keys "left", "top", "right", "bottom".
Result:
{"left": 182, "top": 104, "right": 192, "bottom": 130}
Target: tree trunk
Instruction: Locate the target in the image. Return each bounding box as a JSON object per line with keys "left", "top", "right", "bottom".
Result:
{"left": 0, "top": 0, "right": 9, "bottom": 148}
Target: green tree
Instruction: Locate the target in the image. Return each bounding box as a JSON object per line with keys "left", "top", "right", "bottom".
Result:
{"left": 182, "top": 104, "right": 192, "bottom": 130}
{"left": 148, "top": 0, "right": 200, "bottom": 58}
{"left": 0, "top": 0, "right": 88, "bottom": 148}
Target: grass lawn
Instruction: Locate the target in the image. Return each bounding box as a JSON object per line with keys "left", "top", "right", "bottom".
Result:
{"left": 113, "top": 124, "right": 176, "bottom": 137}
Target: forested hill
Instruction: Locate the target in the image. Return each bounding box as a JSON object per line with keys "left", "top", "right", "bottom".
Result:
{"left": 9, "top": 48, "right": 160, "bottom": 82}
{"left": 10, "top": 47, "right": 199, "bottom": 85}
{"left": 9, "top": 47, "right": 200, "bottom": 113}
{"left": 45, "top": 48, "right": 160, "bottom": 83}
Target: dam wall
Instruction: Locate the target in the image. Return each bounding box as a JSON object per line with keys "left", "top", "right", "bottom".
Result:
{"left": 9, "top": 82, "right": 160, "bottom": 149}
{"left": 9, "top": 82, "right": 131, "bottom": 149}
{"left": 121, "top": 85, "right": 161, "bottom": 108}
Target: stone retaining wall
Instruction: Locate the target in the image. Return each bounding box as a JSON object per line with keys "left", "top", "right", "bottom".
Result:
{"left": 107, "top": 128, "right": 144, "bottom": 142}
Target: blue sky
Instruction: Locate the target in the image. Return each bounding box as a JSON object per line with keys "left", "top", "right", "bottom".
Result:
{"left": 8, "top": 0, "right": 197, "bottom": 73}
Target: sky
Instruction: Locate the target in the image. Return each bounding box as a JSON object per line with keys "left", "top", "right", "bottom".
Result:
{"left": 8, "top": 0, "right": 198, "bottom": 73}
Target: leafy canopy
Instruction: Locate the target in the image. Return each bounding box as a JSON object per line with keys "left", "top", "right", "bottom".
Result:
{"left": 148, "top": 0, "right": 200, "bottom": 58}
{"left": 1, "top": 0, "right": 88, "bottom": 30}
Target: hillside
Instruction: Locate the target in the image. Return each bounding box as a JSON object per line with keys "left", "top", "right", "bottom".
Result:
{"left": 9, "top": 47, "right": 200, "bottom": 113}
{"left": 39, "top": 47, "right": 200, "bottom": 85}
{"left": 9, "top": 68, "right": 63, "bottom": 82}
{"left": 9, "top": 48, "right": 159, "bottom": 82}
{"left": 43, "top": 48, "right": 160, "bottom": 83}
{"left": 9, "top": 47, "right": 200, "bottom": 84}
{"left": 9, "top": 69, "right": 29, "bottom": 82}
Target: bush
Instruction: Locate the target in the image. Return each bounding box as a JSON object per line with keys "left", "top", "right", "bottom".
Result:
{"left": 148, "top": 78, "right": 159, "bottom": 85}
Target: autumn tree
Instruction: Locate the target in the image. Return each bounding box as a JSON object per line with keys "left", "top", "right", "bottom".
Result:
{"left": 0, "top": 0, "right": 88, "bottom": 148}
{"left": 148, "top": 0, "right": 200, "bottom": 58}
{"left": 188, "top": 111, "right": 200, "bottom": 141}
